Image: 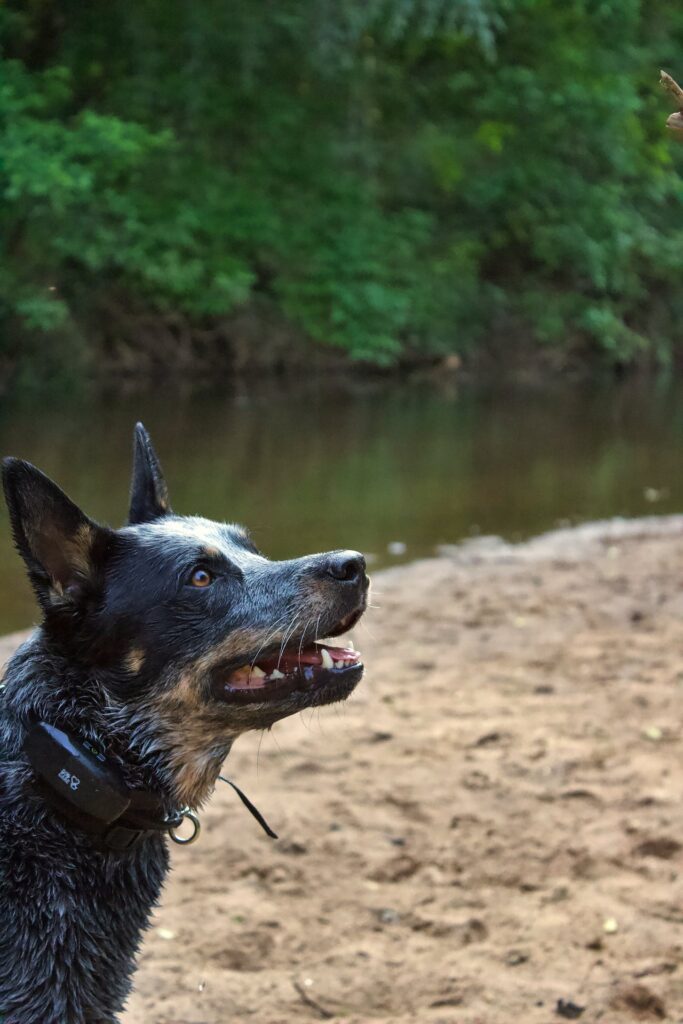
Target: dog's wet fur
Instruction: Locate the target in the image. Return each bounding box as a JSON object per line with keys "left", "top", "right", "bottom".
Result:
{"left": 0, "top": 424, "right": 368, "bottom": 1023}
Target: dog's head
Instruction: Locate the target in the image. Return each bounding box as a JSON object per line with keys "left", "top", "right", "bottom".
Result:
{"left": 2, "top": 424, "right": 368, "bottom": 805}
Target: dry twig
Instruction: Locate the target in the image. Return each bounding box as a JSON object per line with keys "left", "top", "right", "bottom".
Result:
{"left": 292, "top": 980, "right": 335, "bottom": 1020}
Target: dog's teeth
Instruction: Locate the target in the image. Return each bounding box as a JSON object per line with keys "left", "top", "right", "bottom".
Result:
{"left": 320, "top": 648, "right": 334, "bottom": 670}
{"left": 269, "top": 669, "right": 285, "bottom": 680}
{"left": 334, "top": 660, "right": 345, "bottom": 669}
{"left": 346, "top": 639, "right": 355, "bottom": 650}
{"left": 251, "top": 666, "right": 266, "bottom": 678}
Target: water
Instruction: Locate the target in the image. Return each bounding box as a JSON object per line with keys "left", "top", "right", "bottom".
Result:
{"left": 0, "top": 377, "right": 682, "bottom": 634}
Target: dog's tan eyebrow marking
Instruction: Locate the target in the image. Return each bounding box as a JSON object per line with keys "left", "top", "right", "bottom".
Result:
{"left": 125, "top": 648, "right": 145, "bottom": 674}
{"left": 202, "top": 546, "right": 221, "bottom": 559}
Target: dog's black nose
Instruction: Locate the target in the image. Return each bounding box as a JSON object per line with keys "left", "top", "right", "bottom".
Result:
{"left": 325, "top": 550, "right": 366, "bottom": 585}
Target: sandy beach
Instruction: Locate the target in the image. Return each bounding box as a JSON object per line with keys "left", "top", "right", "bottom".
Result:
{"left": 5, "top": 517, "right": 683, "bottom": 1023}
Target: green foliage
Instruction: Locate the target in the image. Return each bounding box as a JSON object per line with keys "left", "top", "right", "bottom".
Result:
{"left": 1, "top": 0, "right": 683, "bottom": 382}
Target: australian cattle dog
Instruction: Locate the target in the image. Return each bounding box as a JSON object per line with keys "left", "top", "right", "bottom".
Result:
{"left": 0, "top": 423, "right": 368, "bottom": 1023}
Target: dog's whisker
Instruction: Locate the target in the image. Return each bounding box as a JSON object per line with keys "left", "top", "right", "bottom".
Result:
{"left": 293, "top": 611, "right": 323, "bottom": 675}
{"left": 356, "top": 618, "right": 377, "bottom": 638}
{"left": 256, "top": 728, "right": 266, "bottom": 777}
{"left": 270, "top": 727, "right": 283, "bottom": 754}
{"left": 297, "top": 615, "right": 315, "bottom": 667}
{"left": 277, "top": 614, "right": 301, "bottom": 671}
{"left": 295, "top": 612, "right": 321, "bottom": 670}
{"left": 281, "top": 614, "right": 300, "bottom": 653}
{"left": 249, "top": 614, "right": 290, "bottom": 671}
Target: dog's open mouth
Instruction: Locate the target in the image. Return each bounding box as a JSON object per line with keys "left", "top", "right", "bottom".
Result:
{"left": 212, "top": 611, "right": 364, "bottom": 706}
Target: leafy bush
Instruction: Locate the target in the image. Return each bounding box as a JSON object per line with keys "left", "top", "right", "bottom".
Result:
{"left": 1, "top": 0, "right": 683, "bottom": 382}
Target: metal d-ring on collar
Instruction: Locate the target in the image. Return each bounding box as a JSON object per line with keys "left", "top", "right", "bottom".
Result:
{"left": 167, "top": 807, "right": 201, "bottom": 845}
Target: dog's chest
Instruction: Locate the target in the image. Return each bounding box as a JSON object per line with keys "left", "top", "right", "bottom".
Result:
{"left": 0, "top": 813, "right": 170, "bottom": 1023}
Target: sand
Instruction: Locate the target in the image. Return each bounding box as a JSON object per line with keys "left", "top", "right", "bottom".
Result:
{"left": 6, "top": 517, "right": 683, "bottom": 1023}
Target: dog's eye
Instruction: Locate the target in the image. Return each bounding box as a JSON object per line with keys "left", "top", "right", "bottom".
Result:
{"left": 189, "top": 567, "right": 214, "bottom": 588}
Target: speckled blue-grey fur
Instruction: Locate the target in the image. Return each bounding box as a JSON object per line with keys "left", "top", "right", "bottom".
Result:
{"left": 0, "top": 423, "right": 367, "bottom": 1024}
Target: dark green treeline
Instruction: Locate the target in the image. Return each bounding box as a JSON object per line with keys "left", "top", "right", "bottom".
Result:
{"left": 2, "top": 1, "right": 683, "bottom": 387}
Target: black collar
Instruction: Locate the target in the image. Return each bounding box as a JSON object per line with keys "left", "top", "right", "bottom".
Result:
{"left": 18, "top": 717, "right": 276, "bottom": 852}
{"left": 32, "top": 775, "right": 190, "bottom": 851}
{"left": 22, "top": 718, "right": 194, "bottom": 851}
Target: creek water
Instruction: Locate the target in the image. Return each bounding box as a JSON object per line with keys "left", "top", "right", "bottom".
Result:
{"left": 0, "top": 376, "right": 681, "bottom": 633}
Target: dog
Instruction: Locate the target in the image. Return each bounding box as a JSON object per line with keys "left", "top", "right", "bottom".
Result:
{"left": 0, "top": 423, "right": 368, "bottom": 1024}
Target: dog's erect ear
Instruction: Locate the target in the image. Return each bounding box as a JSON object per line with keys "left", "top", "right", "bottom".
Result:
{"left": 2, "top": 459, "right": 114, "bottom": 608}
{"left": 128, "top": 422, "right": 171, "bottom": 525}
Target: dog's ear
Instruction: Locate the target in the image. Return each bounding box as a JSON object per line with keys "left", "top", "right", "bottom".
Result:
{"left": 2, "top": 458, "right": 114, "bottom": 609}
{"left": 128, "top": 422, "right": 171, "bottom": 525}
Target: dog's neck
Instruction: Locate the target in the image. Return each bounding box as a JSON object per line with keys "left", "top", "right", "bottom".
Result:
{"left": 1, "top": 628, "right": 233, "bottom": 812}
{"left": 0, "top": 631, "right": 192, "bottom": 1024}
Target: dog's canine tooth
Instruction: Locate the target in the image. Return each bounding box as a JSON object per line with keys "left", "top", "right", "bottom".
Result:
{"left": 269, "top": 668, "right": 285, "bottom": 680}
{"left": 320, "top": 648, "right": 334, "bottom": 670}
{"left": 251, "top": 666, "right": 266, "bottom": 678}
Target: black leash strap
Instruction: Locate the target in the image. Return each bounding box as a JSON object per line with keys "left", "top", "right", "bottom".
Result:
{"left": 219, "top": 775, "right": 278, "bottom": 839}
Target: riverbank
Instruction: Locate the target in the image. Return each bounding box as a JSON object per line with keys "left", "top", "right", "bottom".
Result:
{"left": 5, "top": 515, "right": 683, "bottom": 1022}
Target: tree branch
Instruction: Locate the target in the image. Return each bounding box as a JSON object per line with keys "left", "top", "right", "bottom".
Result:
{"left": 660, "top": 70, "right": 683, "bottom": 139}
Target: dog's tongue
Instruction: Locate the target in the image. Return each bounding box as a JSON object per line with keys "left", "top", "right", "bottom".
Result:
{"left": 225, "top": 642, "right": 361, "bottom": 690}
{"left": 257, "top": 643, "right": 358, "bottom": 674}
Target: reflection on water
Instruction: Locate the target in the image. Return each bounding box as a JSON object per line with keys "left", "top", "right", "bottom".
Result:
{"left": 0, "top": 378, "right": 681, "bottom": 633}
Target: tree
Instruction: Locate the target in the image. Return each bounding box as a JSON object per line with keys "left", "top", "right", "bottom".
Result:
{"left": 2, "top": 1, "right": 683, "bottom": 386}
